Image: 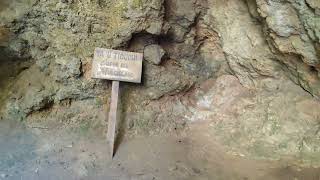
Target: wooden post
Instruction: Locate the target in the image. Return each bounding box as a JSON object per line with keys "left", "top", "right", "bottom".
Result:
{"left": 106, "top": 80, "right": 120, "bottom": 158}
{"left": 92, "top": 48, "right": 143, "bottom": 159}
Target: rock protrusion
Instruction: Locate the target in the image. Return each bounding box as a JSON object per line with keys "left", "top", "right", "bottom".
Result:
{"left": 143, "top": 44, "right": 165, "bottom": 65}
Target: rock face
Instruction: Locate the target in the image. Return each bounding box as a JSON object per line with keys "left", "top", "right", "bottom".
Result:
{"left": 143, "top": 44, "right": 165, "bottom": 65}
{"left": 0, "top": 0, "right": 320, "bottom": 165}
{"left": 209, "top": 0, "right": 320, "bottom": 96}
{"left": 183, "top": 75, "right": 320, "bottom": 165}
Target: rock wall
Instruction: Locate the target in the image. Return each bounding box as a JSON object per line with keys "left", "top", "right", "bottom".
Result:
{"left": 208, "top": 0, "right": 320, "bottom": 96}
{"left": 0, "top": 0, "right": 226, "bottom": 124}
{"left": 0, "top": 0, "right": 320, "bottom": 164}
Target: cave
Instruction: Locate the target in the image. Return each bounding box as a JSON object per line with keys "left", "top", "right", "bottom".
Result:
{"left": 0, "top": 0, "right": 320, "bottom": 179}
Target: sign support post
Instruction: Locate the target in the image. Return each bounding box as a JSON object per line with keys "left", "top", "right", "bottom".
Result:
{"left": 106, "top": 80, "right": 119, "bottom": 158}
{"left": 91, "top": 48, "right": 143, "bottom": 159}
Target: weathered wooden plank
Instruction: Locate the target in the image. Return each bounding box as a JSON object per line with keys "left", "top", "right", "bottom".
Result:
{"left": 91, "top": 48, "right": 143, "bottom": 159}
{"left": 92, "top": 48, "right": 143, "bottom": 83}
{"left": 106, "top": 80, "right": 120, "bottom": 158}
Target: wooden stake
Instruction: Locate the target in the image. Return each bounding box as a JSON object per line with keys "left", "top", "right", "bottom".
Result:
{"left": 106, "top": 80, "right": 120, "bottom": 158}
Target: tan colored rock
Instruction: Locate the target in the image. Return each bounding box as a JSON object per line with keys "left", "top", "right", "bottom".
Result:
{"left": 1, "top": 0, "right": 320, "bottom": 166}
{"left": 306, "top": 0, "right": 320, "bottom": 14}
{"left": 0, "top": 0, "right": 36, "bottom": 24}
{"left": 0, "top": 26, "right": 10, "bottom": 46}
{"left": 184, "top": 75, "right": 320, "bottom": 165}
{"left": 143, "top": 44, "right": 165, "bottom": 65}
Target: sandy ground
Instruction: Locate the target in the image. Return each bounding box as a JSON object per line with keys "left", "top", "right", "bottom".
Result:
{"left": 1, "top": 119, "right": 320, "bottom": 180}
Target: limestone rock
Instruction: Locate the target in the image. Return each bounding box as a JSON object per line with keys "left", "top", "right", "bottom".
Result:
{"left": 143, "top": 63, "right": 194, "bottom": 100}
{"left": 208, "top": 0, "right": 320, "bottom": 97}
{"left": 0, "top": 0, "right": 37, "bottom": 24}
{"left": 1, "top": 0, "right": 320, "bottom": 166}
{"left": 258, "top": 1, "right": 302, "bottom": 37}
{"left": 184, "top": 75, "right": 320, "bottom": 164}
{"left": 209, "top": 0, "right": 282, "bottom": 88}
{"left": 254, "top": 0, "right": 320, "bottom": 96}
{"left": 143, "top": 44, "right": 165, "bottom": 65}
{"left": 165, "top": 0, "right": 197, "bottom": 28}
{"left": 6, "top": 84, "right": 55, "bottom": 120}
{"left": 306, "top": 0, "right": 320, "bottom": 14}
{"left": 55, "top": 56, "right": 82, "bottom": 80}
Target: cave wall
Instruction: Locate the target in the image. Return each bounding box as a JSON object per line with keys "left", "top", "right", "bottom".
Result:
{"left": 0, "top": 0, "right": 226, "bottom": 127}
{"left": 0, "top": 0, "right": 320, "bottom": 164}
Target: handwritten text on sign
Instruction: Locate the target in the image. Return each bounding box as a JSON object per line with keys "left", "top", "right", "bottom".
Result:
{"left": 91, "top": 48, "right": 143, "bottom": 83}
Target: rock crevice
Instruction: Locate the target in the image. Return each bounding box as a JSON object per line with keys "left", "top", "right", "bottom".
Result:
{"left": 0, "top": 0, "right": 320, "bottom": 165}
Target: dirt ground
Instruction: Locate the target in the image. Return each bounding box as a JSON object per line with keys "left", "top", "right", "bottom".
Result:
{"left": 1, "top": 119, "right": 320, "bottom": 180}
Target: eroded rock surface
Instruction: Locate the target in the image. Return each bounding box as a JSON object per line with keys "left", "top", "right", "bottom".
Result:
{"left": 143, "top": 44, "right": 165, "bottom": 65}
{"left": 183, "top": 75, "right": 320, "bottom": 165}
{"left": 0, "top": 0, "right": 319, "bottom": 165}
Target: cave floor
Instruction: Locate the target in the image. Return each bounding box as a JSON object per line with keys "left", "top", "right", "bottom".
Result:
{"left": 1, "top": 119, "right": 320, "bottom": 180}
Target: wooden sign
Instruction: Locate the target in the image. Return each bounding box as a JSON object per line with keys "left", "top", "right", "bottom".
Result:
{"left": 92, "top": 48, "right": 143, "bottom": 83}
{"left": 91, "top": 48, "right": 143, "bottom": 159}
